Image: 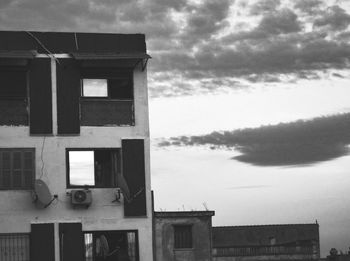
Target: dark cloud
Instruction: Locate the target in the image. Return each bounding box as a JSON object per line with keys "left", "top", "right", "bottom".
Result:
{"left": 0, "top": 0, "right": 119, "bottom": 31}
{"left": 258, "top": 9, "right": 301, "bottom": 34}
{"left": 185, "top": 0, "right": 231, "bottom": 37}
{"left": 154, "top": 35, "right": 350, "bottom": 78}
{"left": 314, "top": 5, "right": 350, "bottom": 31}
{"left": 249, "top": 0, "right": 281, "bottom": 15}
{"left": 294, "top": 0, "right": 323, "bottom": 15}
{"left": 158, "top": 113, "right": 350, "bottom": 166}
{"left": 223, "top": 8, "right": 301, "bottom": 42}
{"left": 332, "top": 72, "right": 344, "bottom": 78}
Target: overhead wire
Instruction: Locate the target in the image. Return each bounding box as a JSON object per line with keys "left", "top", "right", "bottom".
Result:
{"left": 39, "top": 136, "right": 46, "bottom": 180}
{"left": 25, "top": 31, "right": 61, "bottom": 65}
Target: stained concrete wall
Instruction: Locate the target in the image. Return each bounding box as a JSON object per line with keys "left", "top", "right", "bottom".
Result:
{"left": 0, "top": 57, "right": 153, "bottom": 261}
{"left": 155, "top": 213, "right": 213, "bottom": 261}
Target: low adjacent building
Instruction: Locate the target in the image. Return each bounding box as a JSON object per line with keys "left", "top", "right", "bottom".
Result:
{"left": 154, "top": 211, "right": 215, "bottom": 261}
{"left": 212, "top": 223, "right": 320, "bottom": 261}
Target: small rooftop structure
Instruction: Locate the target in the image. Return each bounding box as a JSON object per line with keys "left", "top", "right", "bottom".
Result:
{"left": 154, "top": 211, "right": 215, "bottom": 261}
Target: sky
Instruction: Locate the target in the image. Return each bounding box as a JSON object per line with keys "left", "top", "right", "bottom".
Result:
{"left": 1, "top": 0, "right": 350, "bottom": 256}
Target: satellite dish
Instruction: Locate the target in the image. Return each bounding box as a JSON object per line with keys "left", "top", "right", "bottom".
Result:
{"left": 34, "top": 179, "right": 53, "bottom": 208}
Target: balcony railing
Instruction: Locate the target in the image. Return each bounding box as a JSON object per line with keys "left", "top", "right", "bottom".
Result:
{"left": 213, "top": 245, "right": 315, "bottom": 257}
{"left": 80, "top": 99, "right": 134, "bottom": 126}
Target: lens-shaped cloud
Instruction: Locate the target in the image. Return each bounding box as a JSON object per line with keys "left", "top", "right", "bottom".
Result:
{"left": 158, "top": 113, "right": 350, "bottom": 166}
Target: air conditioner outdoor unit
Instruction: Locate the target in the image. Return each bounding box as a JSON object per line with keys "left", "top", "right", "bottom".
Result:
{"left": 71, "top": 190, "right": 92, "bottom": 207}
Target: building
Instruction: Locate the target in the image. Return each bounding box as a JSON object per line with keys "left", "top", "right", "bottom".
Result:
{"left": 154, "top": 211, "right": 215, "bottom": 261}
{"left": 0, "top": 31, "right": 152, "bottom": 261}
{"left": 212, "top": 223, "right": 320, "bottom": 261}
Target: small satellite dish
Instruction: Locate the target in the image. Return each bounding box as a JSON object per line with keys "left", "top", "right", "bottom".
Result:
{"left": 34, "top": 179, "right": 54, "bottom": 208}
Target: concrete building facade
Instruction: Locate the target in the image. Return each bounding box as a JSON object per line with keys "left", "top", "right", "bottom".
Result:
{"left": 0, "top": 31, "right": 152, "bottom": 261}
{"left": 154, "top": 211, "right": 215, "bottom": 261}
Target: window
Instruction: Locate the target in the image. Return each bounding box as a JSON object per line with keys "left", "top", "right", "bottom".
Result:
{"left": 82, "top": 79, "right": 108, "bottom": 97}
{"left": 0, "top": 68, "right": 28, "bottom": 126}
{"left": 0, "top": 149, "right": 35, "bottom": 190}
{"left": 84, "top": 231, "right": 138, "bottom": 261}
{"left": 80, "top": 69, "right": 135, "bottom": 126}
{"left": 67, "top": 149, "right": 121, "bottom": 188}
{"left": 174, "top": 225, "right": 192, "bottom": 249}
{"left": 0, "top": 233, "right": 30, "bottom": 261}
{"left": 81, "top": 70, "right": 133, "bottom": 99}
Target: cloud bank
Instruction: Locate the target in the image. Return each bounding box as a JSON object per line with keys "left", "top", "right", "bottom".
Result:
{"left": 158, "top": 113, "right": 350, "bottom": 166}
{"left": 1, "top": 0, "right": 350, "bottom": 96}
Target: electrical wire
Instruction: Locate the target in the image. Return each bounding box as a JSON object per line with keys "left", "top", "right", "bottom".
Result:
{"left": 25, "top": 31, "right": 61, "bottom": 65}
{"left": 74, "top": 32, "right": 79, "bottom": 50}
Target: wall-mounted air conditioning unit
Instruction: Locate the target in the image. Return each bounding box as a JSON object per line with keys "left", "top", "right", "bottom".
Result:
{"left": 71, "top": 190, "right": 92, "bottom": 208}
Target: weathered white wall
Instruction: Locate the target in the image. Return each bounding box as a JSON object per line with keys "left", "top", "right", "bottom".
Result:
{"left": 0, "top": 59, "right": 153, "bottom": 261}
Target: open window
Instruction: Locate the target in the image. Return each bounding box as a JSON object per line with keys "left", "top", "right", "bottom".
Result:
{"left": 66, "top": 149, "right": 121, "bottom": 188}
{"left": 84, "top": 231, "right": 138, "bottom": 261}
{"left": 80, "top": 69, "right": 134, "bottom": 126}
{"left": 81, "top": 76, "right": 133, "bottom": 99}
{"left": 0, "top": 68, "right": 28, "bottom": 126}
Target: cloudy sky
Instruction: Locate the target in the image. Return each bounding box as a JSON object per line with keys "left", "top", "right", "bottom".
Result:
{"left": 1, "top": 0, "right": 350, "bottom": 256}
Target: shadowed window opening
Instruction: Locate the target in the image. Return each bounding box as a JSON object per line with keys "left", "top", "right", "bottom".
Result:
{"left": 174, "top": 225, "right": 193, "bottom": 249}
{"left": 84, "top": 231, "right": 138, "bottom": 261}
{"left": 0, "top": 68, "right": 28, "bottom": 126}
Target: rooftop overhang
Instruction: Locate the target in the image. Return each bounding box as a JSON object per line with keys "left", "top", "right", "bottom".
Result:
{"left": 154, "top": 211, "right": 215, "bottom": 218}
{"left": 0, "top": 50, "right": 36, "bottom": 66}
{"left": 71, "top": 52, "right": 151, "bottom": 71}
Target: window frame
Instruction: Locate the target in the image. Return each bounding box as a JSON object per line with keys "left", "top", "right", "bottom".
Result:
{"left": 66, "top": 148, "right": 121, "bottom": 189}
{"left": 0, "top": 148, "right": 35, "bottom": 190}
{"left": 173, "top": 224, "right": 193, "bottom": 249}
{"left": 80, "top": 69, "right": 134, "bottom": 100}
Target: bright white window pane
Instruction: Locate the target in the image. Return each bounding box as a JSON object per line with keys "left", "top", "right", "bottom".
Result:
{"left": 69, "top": 151, "right": 95, "bottom": 186}
{"left": 83, "top": 79, "right": 108, "bottom": 97}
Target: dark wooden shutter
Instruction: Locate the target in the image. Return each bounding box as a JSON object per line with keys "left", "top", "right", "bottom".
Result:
{"left": 56, "top": 59, "right": 80, "bottom": 134}
{"left": 122, "top": 139, "right": 147, "bottom": 216}
{"left": 59, "top": 223, "right": 84, "bottom": 261}
{"left": 30, "top": 223, "right": 55, "bottom": 261}
{"left": 29, "top": 58, "right": 52, "bottom": 134}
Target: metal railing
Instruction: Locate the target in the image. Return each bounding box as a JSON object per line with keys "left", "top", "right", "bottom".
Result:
{"left": 213, "top": 245, "right": 315, "bottom": 257}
